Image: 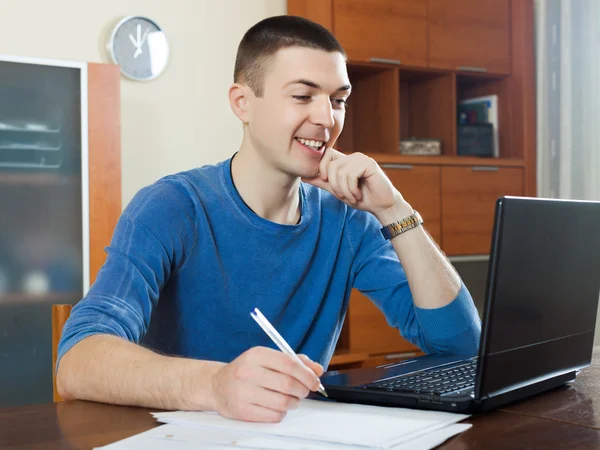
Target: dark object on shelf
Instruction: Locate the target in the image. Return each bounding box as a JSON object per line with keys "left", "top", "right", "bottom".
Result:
{"left": 399, "top": 138, "right": 441, "bottom": 156}
{"left": 457, "top": 124, "right": 494, "bottom": 157}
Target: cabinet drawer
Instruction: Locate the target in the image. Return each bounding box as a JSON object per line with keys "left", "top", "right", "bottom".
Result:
{"left": 382, "top": 164, "right": 441, "bottom": 245}
{"left": 441, "top": 166, "right": 524, "bottom": 255}
{"left": 333, "top": 0, "right": 428, "bottom": 66}
{"left": 347, "top": 289, "right": 420, "bottom": 354}
{"left": 428, "top": 0, "right": 511, "bottom": 74}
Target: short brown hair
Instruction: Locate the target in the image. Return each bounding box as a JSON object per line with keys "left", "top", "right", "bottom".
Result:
{"left": 234, "top": 15, "right": 346, "bottom": 97}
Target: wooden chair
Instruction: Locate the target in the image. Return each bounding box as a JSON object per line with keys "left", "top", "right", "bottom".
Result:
{"left": 52, "top": 304, "right": 73, "bottom": 402}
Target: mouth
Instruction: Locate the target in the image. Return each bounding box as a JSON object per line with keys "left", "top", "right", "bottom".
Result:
{"left": 294, "top": 137, "right": 326, "bottom": 153}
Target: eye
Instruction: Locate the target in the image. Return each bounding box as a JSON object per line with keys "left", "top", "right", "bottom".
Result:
{"left": 331, "top": 98, "right": 347, "bottom": 108}
{"left": 292, "top": 95, "right": 311, "bottom": 101}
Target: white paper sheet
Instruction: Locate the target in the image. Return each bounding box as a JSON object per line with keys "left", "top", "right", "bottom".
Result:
{"left": 150, "top": 399, "right": 469, "bottom": 449}
{"left": 96, "top": 422, "right": 472, "bottom": 450}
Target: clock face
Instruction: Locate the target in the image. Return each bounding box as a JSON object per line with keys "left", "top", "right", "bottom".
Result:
{"left": 108, "top": 16, "right": 169, "bottom": 81}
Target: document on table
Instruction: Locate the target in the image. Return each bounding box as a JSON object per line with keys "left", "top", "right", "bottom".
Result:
{"left": 96, "top": 398, "right": 472, "bottom": 450}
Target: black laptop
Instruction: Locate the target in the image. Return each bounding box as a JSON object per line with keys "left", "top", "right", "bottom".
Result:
{"left": 321, "top": 196, "right": 600, "bottom": 413}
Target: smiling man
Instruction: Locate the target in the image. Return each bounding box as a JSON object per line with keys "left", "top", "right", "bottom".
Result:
{"left": 56, "top": 16, "right": 481, "bottom": 423}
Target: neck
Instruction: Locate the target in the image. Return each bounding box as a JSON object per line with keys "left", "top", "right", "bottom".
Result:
{"left": 231, "top": 137, "right": 301, "bottom": 225}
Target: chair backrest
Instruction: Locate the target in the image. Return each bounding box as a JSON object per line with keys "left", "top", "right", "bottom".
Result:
{"left": 52, "top": 304, "right": 72, "bottom": 402}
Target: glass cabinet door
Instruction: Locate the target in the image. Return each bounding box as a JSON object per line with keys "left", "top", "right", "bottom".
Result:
{"left": 0, "top": 56, "right": 88, "bottom": 406}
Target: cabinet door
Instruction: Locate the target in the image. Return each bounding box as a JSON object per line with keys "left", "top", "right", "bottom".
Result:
{"left": 441, "top": 166, "right": 524, "bottom": 255}
{"left": 428, "top": 0, "right": 511, "bottom": 74}
{"left": 382, "top": 164, "right": 441, "bottom": 244}
{"left": 348, "top": 289, "right": 421, "bottom": 355}
{"left": 333, "top": 0, "right": 428, "bottom": 66}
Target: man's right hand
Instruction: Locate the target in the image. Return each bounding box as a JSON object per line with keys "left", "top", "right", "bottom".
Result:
{"left": 208, "top": 346, "right": 324, "bottom": 423}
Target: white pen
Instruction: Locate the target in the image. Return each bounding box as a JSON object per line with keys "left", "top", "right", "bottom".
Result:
{"left": 250, "top": 307, "right": 328, "bottom": 398}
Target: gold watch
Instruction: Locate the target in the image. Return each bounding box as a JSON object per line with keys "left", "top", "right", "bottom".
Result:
{"left": 380, "top": 211, "right": 424, "bottom": 240}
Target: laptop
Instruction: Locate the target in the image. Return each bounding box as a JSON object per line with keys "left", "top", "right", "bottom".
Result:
{"left": 321, "top": 196, "right": 600, "bottom": 413}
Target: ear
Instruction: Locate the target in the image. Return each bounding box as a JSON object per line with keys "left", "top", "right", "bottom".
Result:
{"left": 229, "top": 83, "right": 250, "bottom": 124}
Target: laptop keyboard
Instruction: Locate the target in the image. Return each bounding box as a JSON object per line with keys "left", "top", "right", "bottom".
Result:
{"left": 364, "top": 359, "right": 477, "bottom": 396}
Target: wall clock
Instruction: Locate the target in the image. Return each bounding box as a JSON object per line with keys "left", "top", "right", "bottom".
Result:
{"left": 108, "top": 16, "right": 169, "bottom": 81}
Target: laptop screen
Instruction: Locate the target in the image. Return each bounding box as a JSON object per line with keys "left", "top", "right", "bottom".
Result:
{"left": 477, "top": 196, "right": 600, "bottom": 398}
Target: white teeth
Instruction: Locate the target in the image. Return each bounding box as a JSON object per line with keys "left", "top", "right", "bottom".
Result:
{"left": 296, "top": 137, "right": 324, "bottom": 149}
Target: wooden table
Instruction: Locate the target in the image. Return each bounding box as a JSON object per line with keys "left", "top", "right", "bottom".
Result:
{"left": 2, "top": 347, "right": 600, "bottom": 449}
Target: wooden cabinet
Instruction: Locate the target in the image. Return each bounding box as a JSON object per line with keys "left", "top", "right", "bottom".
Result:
{"left": 428, "top": 0, "right": 511, "bottom": 74}
{"left": 441, "top": 166, "right": 524, "bottom": 255}
{"left": 332, "top": 0, "right": 428, "bottom": 66}
{"left": 381, "top": 164, "right": 441, "bottom": 244}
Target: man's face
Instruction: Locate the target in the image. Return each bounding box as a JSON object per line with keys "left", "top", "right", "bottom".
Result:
{"left": 245, "top": 46, "right": 351, "bottom": 179}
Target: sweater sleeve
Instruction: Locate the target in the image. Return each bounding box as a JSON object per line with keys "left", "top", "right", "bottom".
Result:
{"left": 348, "top": 210, "right": 481, "bottom": 356}
{"left": 56, "top": 177, "right": 198, "bottom": 368}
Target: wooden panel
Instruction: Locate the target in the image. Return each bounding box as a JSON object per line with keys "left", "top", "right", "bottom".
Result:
{"left": 333, "top": 0, "right": 427, "bottom": 66}
{"left": 401, "top": 71, "right": 457, "bottom": 156}
{"left": 441, "top": 166, "right": 524, "bottom": 255}
{"left": 87, "top": 63, "right": 121, "bottom": 284}
{"left": 382, "top": 165, "right": 441, "bottom": 244}
{"left": 348, "top": 289, "right": 421, "bottom": 354}
{"left": 510, "top": 0, "right": 537, "bottom": 196}
{"left": 52, "top": 304, "right": 72, "bottom": 402}
{"left": 338, "top": 65, "right": 399, "bottom": 154}
{"left": 367, "top": 152, "right": 525, "bottom": 167}
{"left": 428, "top": 0, "right": 511, "bottom": 74}
{"left": 287, "top": 0, "right": 333, "bottom": 31}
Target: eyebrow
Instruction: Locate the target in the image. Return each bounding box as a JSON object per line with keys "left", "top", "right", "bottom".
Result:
{"left": 287, "top": 79, "right": 352, "bottom": 92}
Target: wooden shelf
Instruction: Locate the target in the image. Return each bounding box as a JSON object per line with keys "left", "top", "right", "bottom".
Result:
{"left": 363, "top": 153, "right": 525, "bottom": 167}
{"left": 0, "top": 172, "right": 76, "bottom": 186}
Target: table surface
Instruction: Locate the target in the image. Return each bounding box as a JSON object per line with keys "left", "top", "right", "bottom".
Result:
{"left": 2, "top": 347, "right": 600, "bottom": 450}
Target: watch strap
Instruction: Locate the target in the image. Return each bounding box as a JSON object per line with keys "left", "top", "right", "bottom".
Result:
{"left": 380, "top": 211, "right": 423, "bottom": 240}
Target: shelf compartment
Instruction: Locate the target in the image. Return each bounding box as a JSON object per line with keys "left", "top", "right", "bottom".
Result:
{"left": 336, "top": 63, "right": 399, "bottom": 154}
{"left": 399, "top": 68, "right": 456, "bottom": 156}
{"left": 457, "top": 74, "right": 514, "bottom": 159}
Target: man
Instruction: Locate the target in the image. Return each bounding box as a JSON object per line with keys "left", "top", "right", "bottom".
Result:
{"left": 57, "top": 15, "right": 481, "bottom": 423}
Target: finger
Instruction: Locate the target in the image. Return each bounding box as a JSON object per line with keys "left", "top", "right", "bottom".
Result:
{"left": 252, "top": 366, "right": 310, "bottom": 399}
{"left": 260, "top": 352, "right": 321, "bottom": 392}
{"left": 318, "top": 147, "right": 336, "bottom": 181}
{"left": 298, "top": 354, "right": 324, "bottom": 377}
{"left": 232, "top": 402, "right": 288, "bottom": 423}
{"left": 348, "top": 169, "right": 362, "bottom": 201}
{"left": 340, "top": 173, "right": 358, "bottom": 204}
{"left": 327, "top": 159, "right": 344, "bottom": 199}
{"left": 301, "top": 176, "right": 334, "bottom": 196}
{"left": 250, "top": 386, "right": 301, "bottom": 413}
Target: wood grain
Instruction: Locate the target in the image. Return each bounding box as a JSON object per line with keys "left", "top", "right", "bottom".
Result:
{"left": 441, "top": 166, "right": 524, "bottom": 255}
{"left": 510, "top": 0, "right": 537, "bottom": 196}
{"left": 332, "top": 0, "right": 427, "bottom": 66}
{"left": 287, "top": 0, "right": 333, "bottom": 31}
{"left": 401, "top": 71, "right": 457, "bottom": 156}
{"left": 87, "top": 63, "right": 121, "bottom": 285}
{"left": 428, "top": 0, "right": 511, "bottom": 74}
{"left": 51, "top": 304, "right": 72, "bottom": 402}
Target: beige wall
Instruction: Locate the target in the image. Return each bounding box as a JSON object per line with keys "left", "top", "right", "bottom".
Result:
{"left": 0, "top": 0, "right": 286, "bottom": 207}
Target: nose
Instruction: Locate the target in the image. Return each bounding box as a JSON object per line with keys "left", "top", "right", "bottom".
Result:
{"left": 310, "top": 96, "right": 335, "bottom": 129}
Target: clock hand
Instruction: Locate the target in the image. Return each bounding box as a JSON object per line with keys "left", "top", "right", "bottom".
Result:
{"left": 129, "top": 34, "right": 138, "bottom": 48}
{"left": 140, "top": 27, "right": 150, "bottom": 47}
{"left": 137, "top": 24, "right": 141, "bottom": 47}
{"left": 133, "top": 48, "right": 142, "bottom": 59}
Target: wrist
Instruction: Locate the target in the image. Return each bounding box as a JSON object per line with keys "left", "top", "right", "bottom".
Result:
{"left": 180, "top": 358, "right": 223, "bottom": 411}
{"left": 374, "top": 198, "right": 414, "bottom": 226}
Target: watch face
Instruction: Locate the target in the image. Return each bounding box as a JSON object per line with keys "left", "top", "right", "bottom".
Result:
{"left": 108, "top": 16, "right": 169, "bottom": 81}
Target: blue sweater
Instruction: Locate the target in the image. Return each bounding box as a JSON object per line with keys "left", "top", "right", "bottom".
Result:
{"left": 58, "top": 158, "right": 481, "bottom": 368}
